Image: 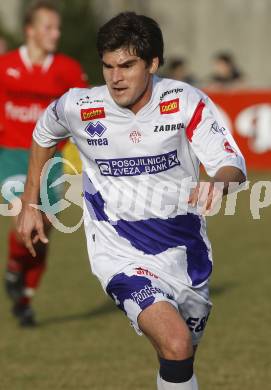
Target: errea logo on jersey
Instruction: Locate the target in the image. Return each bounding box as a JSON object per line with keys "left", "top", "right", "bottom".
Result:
{"left": 160, "top": 98, "right": 180, "bottom": 115}
{"left": 85, "top": 121, "right": 108, "bottom": 146}
{"left": 81, "top": 107, "right": 105, "bottom": 121}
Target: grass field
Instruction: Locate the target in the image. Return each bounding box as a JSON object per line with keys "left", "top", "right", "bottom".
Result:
{"left": 0, "top": 171, "right": 270, "bottom": 390}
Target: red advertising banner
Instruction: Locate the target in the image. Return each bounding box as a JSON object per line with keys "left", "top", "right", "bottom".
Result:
{"left": 207, "top": 91, "right": 271, "bottom": 170}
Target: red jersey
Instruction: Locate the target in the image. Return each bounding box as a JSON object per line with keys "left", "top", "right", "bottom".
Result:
{"left": 0, "top": 46, "right": 88, "bottom": 149}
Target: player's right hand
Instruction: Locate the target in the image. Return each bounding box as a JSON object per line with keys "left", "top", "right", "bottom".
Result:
{"left": 17, "top": 202, "right": 48, "bottom": 257}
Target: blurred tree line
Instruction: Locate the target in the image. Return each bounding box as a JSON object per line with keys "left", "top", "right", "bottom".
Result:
{"left": 0, "top": 0, "right": 103, "bottom": 84}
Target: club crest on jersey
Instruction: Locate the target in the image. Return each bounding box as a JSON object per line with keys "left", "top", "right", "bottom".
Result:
{"left": 129, "top": 130, "right": 142, "bottom": 143}
{"left": 160, "top": 98, "right": 180, "bottom": 115}
{"left": 81, "top": 107, "right": 105, "bottom": 121}
{"left": 85, "top": 121, "right": 108, "bottom": 146}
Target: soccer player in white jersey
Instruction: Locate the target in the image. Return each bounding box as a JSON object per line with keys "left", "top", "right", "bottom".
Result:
{"left": 17, "top": 12, "right": 246, "bottom": 389}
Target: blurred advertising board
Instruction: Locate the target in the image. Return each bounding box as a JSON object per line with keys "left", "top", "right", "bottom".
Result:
{"left": 208, "top": 91, "right": 271, "bottom": 170}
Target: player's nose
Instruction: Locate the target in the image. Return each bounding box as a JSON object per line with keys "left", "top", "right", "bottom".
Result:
{"left": 51, "top": 27, "right": 61, "bottom": 41}
{"left": 111, "top": 68, "right": 123, "bottom": 84}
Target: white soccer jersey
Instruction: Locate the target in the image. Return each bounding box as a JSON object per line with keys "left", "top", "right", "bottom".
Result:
{"left": 33, "top": 76, "right": 246, "bottom": 289}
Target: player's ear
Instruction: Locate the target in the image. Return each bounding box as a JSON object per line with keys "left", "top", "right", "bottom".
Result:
{"left": 149, "top": 57, "right": 159, "bottom": 74}
{"left": 25, "top": 25, "right": 33, "bottom": 40}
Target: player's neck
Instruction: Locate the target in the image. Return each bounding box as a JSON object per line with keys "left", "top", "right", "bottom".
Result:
{"left": 128, "top": 75, "right": 153, "bottom": 114}
{"left": 25, "top": 41, "right": 49, "bottom": 66}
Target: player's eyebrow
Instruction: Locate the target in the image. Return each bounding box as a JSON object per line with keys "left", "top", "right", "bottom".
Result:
{"left": 102, "top": 59, "right": 139, "bottom": 68}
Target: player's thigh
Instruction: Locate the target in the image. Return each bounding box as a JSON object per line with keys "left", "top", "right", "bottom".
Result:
{"left": 106, "top": 266, "right": 177, "bottom": 332}
{"left": 138, "top": 301, "right": 193, "bottom": 359}
{"left": 106, "top": 266, "right": 193, "bottom": 358}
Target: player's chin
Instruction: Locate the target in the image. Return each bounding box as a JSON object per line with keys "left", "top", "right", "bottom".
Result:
{"left": 112, "top": 95, "right": 132, "bottom": 108}
{"left": 45, "top": 42, "right": 58, "bottom": 53}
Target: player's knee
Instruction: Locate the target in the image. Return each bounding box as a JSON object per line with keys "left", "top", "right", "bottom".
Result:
{"left": 159, "top": 356, "right": 194, "bottom": 383}
{"left": 161, "top": 332, "right": 193, "bottom": 360}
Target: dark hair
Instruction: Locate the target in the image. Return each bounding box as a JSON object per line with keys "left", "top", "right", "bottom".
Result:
{"left": 23, "top": 0, "right": 60, "bottom": 27}
{"left": 168, "top": 57, "right": 187, "bottom": 71}
{"left": 214, "top": 51, "right": 242, "bottom": 79}
{"left": 97, "top": 12, "right": 164, "bottom": 67}
{"left": 214, "top": 52, "right": 235, "bottom": 66}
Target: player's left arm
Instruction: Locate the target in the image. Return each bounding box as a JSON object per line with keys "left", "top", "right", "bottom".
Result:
{"left": 186, "top": 90, "right": 246, "bottom": 212}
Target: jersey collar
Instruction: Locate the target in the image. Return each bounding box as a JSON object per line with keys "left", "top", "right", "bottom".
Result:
{"left": 19, "top": 45, "right": 54, "bottom": 73}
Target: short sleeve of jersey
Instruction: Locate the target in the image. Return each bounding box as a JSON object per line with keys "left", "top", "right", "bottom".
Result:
{"left": 185, "top": 88, "right": 246, "bottom": 177}
{"left": 33, "top": 91, "right": 71, "bottom": 147}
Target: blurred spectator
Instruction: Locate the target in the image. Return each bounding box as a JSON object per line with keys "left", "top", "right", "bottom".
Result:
{"left": 0, "top": 36, "right": 8, "bottom": 54}
{"left": 166, "top": 56, "right": 197, "bottom": 86}
{"left": 0, "top": 0, "right": 87, "bottom": 327}
{"left": 207, "top": 52, "right": 244, "bottom": 90}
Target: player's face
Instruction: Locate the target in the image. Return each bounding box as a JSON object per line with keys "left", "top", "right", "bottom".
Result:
{"left": 102, "top": 48, "right": 158, "bottom": 113}
{"left": 27, "top": 9, "right": 61, "bottom": 53}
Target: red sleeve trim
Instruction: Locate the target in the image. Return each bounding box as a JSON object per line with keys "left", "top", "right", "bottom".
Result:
{"left": 186, "top": 100, "right": 205, "bottom": 142}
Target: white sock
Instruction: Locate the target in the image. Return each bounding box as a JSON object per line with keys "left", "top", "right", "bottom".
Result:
{"left": 157, "top": 373, "right": 199, "bottom": 390}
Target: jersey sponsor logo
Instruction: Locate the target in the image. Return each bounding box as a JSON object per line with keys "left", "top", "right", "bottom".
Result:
{"left": 131, "top": 285, "right": 164, "bottom": 304}
{"left": 160, "top": 88, "right": 183, "bottom": 101}
{"left": 154, "top": 122, "right": 185, "bottom": 132}
{"left": 5, "top": 101, "right": 44, "bottom": 123}
{"left": 186, "top": 314, "right": 210, "bottom": 333}
{"left": 6, "top": 67, "right": 21, "bottom": 79}
{"left": 85, "top": 121, "right": 108, "bottom": 146}
{"left": 129, "top": 130, "right": 141, "bottom": 143}
{"left": 96, "top": 150, "right": 180, "bottom": 177}
{"left": 160, "top": 98, "right": 180, "bottom": 115}
{"left": 210, "top": 120, "right": 227, "bottom": 135}
{"left": 76, "top": 96, "right": 103, "bottom": 106}
{"left": 135, "top": 267, "right": 158, "bottom": 279}
{"left": 81, "top": 107, "right": 105, "bottom": 121}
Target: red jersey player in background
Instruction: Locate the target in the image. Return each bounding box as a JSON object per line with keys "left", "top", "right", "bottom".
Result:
{"left": 0, "top": 0, "right": 87, "bottom": 326}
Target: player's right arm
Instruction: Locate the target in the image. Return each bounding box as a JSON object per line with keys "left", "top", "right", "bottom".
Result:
{"left": 18, "top": 141, "right": 56, "bottom": 256}
{"left": 17, "top": 92, "right": 72, "bottom": 256}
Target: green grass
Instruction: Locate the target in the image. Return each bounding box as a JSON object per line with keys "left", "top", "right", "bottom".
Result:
{"left": 0, "top": 172, "right": 270, "bottom": 389}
